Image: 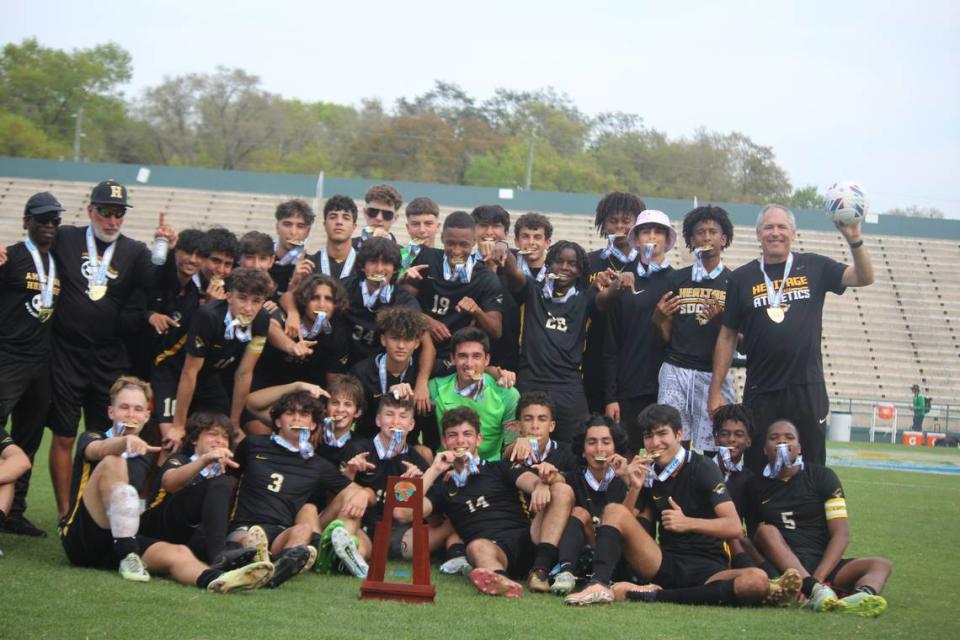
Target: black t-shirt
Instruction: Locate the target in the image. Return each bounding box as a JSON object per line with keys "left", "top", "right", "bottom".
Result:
{"left": 491, "top": 270, "right": 521, "bottom": 372}
{"left": 51, "top": 225, "right": 154, "bottom": 347}
{"left": 229, "top": 434, "right": 350, "bottom": 527}
{"left": 352, "top": 232, "right": 398, "bottom": 252}
{"left": 514, "top": 440, "right": 580, "bottom": 479}
{"left": 148, "top": 260, "right": 203, "bottom": 367}
{"left": 639, "top": 449, "right": 732, "bottom": 563}
{"left": 340, "top": 437, "right": 429, "bottom": 528}
{"left": 583, "top": 251, "right": 639, "bottom": 387}
{"left": 268, "top": 261, "right": 295, "bottom": 295}
{"left": 426, "top": 460, "right": 530, "bottom": 543}
{"left": 186, "top": 300, "right": 270, "bottom": 384}
{"left": 517, "top": 278, "right": 597, "bottom": 386}
{"left": 348, "top": 354, "right": 421, "bottom": 438}
{"left": 0, "top": 242, "right": 61, "bottom": 358}
{"left": 603, "top": 267, "right": 673, "bottom": 402}
{"left": 663, "top": 265, "right": 733, "bottom": 372}
{"left": 307, "top": 249, "right": 356, "bottom": 280}
{"left": 147, "top": 452, "right": 202, "bottom": 508}
{"left": 722, "top": 253, "right": 846, "bottom": 397}
{"left": 572, "top": 467, "right": 629, "bottom": 521}
{"left": 719, "top": 464, "right": 754, "bottom": 521}
{"left": 252, "top": 315, "right": 351, "bottom": 390}
{"left": 343, "top": 277, "right": 421, "bottom": 368}
{"left": 744, "top": 464, "right": 845, "bottom": 557}
{"left": 409, "top": 248, "right": 504, "bottom": 360}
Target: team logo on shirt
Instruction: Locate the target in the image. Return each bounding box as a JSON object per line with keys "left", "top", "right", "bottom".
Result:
{"left": 80, "top": 254, "right": 120, "bottom": 282}
{"left": 751, "top": 276, "right": 811, "bottom": 309}
{"left": 194, "top": 336, "right": 206, "bottom": 349}
{"left": 23, "top": 272, "right": 60, "bottom": 322}
{"left": 712, "top": 481, "right": 727, "bottom": 495}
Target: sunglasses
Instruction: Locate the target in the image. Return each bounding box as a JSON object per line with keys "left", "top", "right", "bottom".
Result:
{"left": 365, "top": 207, "right": 395, "bottom": 221}
{"left": 95, "top": 206, "right": 127, "bottom": 219}
{"left": 33, "top": 213, "right": 62, "bottom": 226}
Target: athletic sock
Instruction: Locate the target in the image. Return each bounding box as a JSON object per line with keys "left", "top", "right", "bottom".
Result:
{"left": 760, "top": 560, "right": 779, "bottom": 578}
{"left": 309, "top": 532, "right": 323, "bottom": 549}
{"left": 731, "top": 552, "right": 754, "bottom": 569}
{"left": 802, "top": 576, "right": 818, "bottom": 598}
{"left": 494, "top": 569, "right": 510, "bottom": 578}
{"left": 653, "top": 579, "right": 740, "bottom": 606}
{"left": 557, "top": 517, "right": 585, "bottom": 570}
{"left": 445, "top": 542, "right": 467, "bottom": 560}
{"left": 112, "top": 537, "right": 138, "bottom": 563}
{"left": 532, "top": 543, "right": 558, "bottom": 573}
{"left": 589, "top": 525, "right": 623, "bottom": 586}
{"left": 856, "top": 585, "right": 878, "bottom": 596}
{"left": 0, "top": 509, "right": 7, "bottom": 528}
{"left": 195, "top": 568, "right": 223, "bottom": 589}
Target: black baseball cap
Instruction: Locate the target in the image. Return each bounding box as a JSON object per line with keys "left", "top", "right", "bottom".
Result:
{"left": 24, "top": 192, "right": 66, "bottom": 217}
{"left": 89, "top": 179, "right": 133, "bottom": 208}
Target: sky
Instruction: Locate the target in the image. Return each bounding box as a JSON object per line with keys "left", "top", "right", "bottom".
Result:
{"left": 3, "top": 0, "right": 959, "bottom": 217}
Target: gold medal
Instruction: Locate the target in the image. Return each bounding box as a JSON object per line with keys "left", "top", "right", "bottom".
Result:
{"left": 37, "top": 307, "right": 53, "bottom": 323}
{"left": 88, "top": 284, "right": 107, "bottom": 301}
{"left": 210, "top": 277, "right": 224, "bottom": 289}
{"left": 287, "top": 239, "right": 305, "bottom": 247}
{"left": 767, "top": 306, "right": 785, "bottom": 323}
{"left": 368, "top": 273, "right": 387, "bottom": 282}
{"left": 546, "top": 273, "right": 561, "bottom": 280}
{"left": 453, "top": 447, "right": 468, "bottom": 458}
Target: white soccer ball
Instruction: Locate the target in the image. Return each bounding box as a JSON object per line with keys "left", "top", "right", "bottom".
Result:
{"left": 823, "top": 181, "right": 868, "bottom": 226}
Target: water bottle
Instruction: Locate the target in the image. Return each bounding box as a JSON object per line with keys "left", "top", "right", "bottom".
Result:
{"left": 151, "top": 236, "right": 169, "bottom": 266}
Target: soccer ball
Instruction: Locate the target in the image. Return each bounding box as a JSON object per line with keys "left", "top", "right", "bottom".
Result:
{"left": 823, "top": 181, "right": 868, "bottom": 226}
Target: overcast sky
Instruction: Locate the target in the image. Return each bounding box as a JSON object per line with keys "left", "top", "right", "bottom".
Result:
{"left": 4, "top": 0, "right": 959, "bottom": 217}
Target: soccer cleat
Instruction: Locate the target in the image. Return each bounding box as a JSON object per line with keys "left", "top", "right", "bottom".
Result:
{"left": 1, "top": 515, "right": 47, "bottom": 537}
{"left": 243, "top": 525, "right": 270, "bottom": 564}
{"left": 564, "top": 582, "right": 614, "bottom": 606}
{"left": 550, "top": 570, "right": 577, "bottom": 595}
{"left": 118, "top": 553, "right": 150, "bottom": 582}
{"left": 300, "top": 544, "right": 318, "bottom": 574}
{"left": 331, "top": 526, "right": 368, "bottom": 579}
{"left": 470, "top": 568, "right": 523, "bottom": 598}
{"left": 835, "top": 591, "right": 887, "bottom": 618}
{"left": 209, "top": 547, "right": 258, "bottom": 573}
{"left": 266, "top": 546, "right": 313, "bottom": 589}
{"left": 801, "top": 582, "right": 839, "bottom": 612}
{"left": 527, "top": 568, "right": 551, "bottom": 593}
{"left": 314, "top": 520, "right": 342, "bottom": 574}
{"left": 763, "top": 568, "right": 802, "bottom": 605}
{"left": 207, "top": 560, "right": 275, "bottom": 593}
{"left": 439, "top": 555, "right": 473, "bottom": 576}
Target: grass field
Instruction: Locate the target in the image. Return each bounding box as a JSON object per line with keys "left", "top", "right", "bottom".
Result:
{"left": 3, "top": 434, "right": 959, "bottom": 640}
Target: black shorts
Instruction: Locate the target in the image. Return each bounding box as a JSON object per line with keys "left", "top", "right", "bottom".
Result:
{"left": 745, "top": 383, "right": 829, "bottom": 471}
{"left": 150, "top": 364, "right": 180, "bottom": 423}
{"left": 59, "top": 500, "right": 157, "bottom": 569}
{"left": 652, "top": 551, "right": 728, "bottom": 589}
{"left": 488, "top": 527, "right": 535, "bottom": 580}
{"left": 48, "top": 340, "right": 129, "bottom": 437}
{"left": 795, "top": 551, "right": 854, "bottom": 587}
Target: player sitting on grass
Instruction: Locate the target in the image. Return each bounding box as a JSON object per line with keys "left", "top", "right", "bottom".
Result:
{"left": 564, "top": 403, "right": 800, "bottom": 607}
{"left": 314, "top": 376, "right": 364, "bottom": 466}
{"left": 407, "top": 407, "right": 574, "bottom": 598}
{"left": 746, "top": 419, "right": 893, "bottom": 617}
{"left": 59, "top": 376, "right": 273, "bottom": 591}
{"left": 549, "top": 415, "right": 638, "bottom": 596}
{"left": 0, "top": 427, "right": 32, "bottom": 558}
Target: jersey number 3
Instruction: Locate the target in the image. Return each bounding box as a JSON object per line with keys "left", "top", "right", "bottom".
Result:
{"left": 267, "top": 473, "right": 284, "bottom": 493}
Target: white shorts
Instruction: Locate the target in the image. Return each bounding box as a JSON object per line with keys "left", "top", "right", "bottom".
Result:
{"left": 657, "top": 362, "right": 735, "bottom": 452}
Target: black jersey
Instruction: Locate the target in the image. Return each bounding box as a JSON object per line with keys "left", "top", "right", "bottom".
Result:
{"left": 571, "top": 467, "right": 629, "bottom": 520}
{"left": 639, "top": 449, "right": 732, "bottom": 563}
{"left": 51, "top": 225, "right": 154, "bottom": 347}
{"left": 253, "top": 315, "right": 351, "bottom": 390}
{"left": 229, "top": 434, "right": 350, "bottom": 527}
{"left": 426, "top": 460, "right": 530, "bottom": 543}
{"left": 149, "top": 260, "right": 203, "bottom": 367}
{"left": 409, "top": 248, "right": 504, "bottom": 359}
{"left": 719, "top": 464, "right": 754, "bottom": 521}
{"left": 0, "top": 242, "right": 61, "bottom": 358}
{"left": 185, "top": 300, "right": 269, "bottom": 383}
{"left": 583, "top": 252, "right": 638, "bottom": 391}
{"left": 722, "top": 253, "right": 846, "bottom": 397}
{"left": 491, "top": 270, "right": 521, "bottom": 372}
{"left": 352, "top": 232, "right": 398, "bottom": 252}
{"left": 515, "top": 439, "right": 580, "bottom": 479}
{"left": 517, "top": 278, "right": 597, "bottom": 385}
{"left": 348, "top": 354, "right": 421, "bottom": 438}
{"left": 146, "top": 453, "right": 201, "bottom": 508}
{"left": 343, "top": 277, "right": 420, "bottom": 367}
{"left": 268, "top": 261, "right": 295, "bottom": 295}
{"left": 603, "top": 267, "right": 673, "bottom": 402}
{"left": 744, "top": 464, "right": 846, "bottom": 557}
{"left": 340, "top": 437, "right": 429, "bottom": 527}
{"left": 307, "top": 248, "right": 356, "bottom": 280}
{"left": 663, "top": 265, "right": 733, "bottom": 372}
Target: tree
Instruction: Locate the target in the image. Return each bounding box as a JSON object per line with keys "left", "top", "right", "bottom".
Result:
{"left": 0, "top": 111, "right": 63, "bottom": 158}
{"left": 789, "top": 185, "right": 824, "bottom": 209}
{"left": 884, "top": 206, "right": 945, "bottom": 219}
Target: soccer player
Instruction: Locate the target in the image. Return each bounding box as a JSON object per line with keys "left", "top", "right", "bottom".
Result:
{"left": 291, "top": 194, "right": 359, "bottom": 287}
{"left": 238, "top": 231, "right": 277, "bottom": 273}
{"left": 513, "top": 212, "right": 553, "bottom": 281}
{"left": 471, "top": 205, "right": 520, "bottom": 372}
{"left": 196, "top": 227, "right": 238, "bottom": 302}
{"left": 505, "top": 392, "right": 580, "bottom": 479}
{"left": 0, "top": 192, "right": 62, "bottom": 536}
{"left": 401, "top": 196, "right": 440, "bottom": 271}
{"left": 47, "top": 180, "right": 158, "bottom": 519}
{"left": 403, "top": 211, "right": 504, "bottom": 370}
{"left": 583, "top": 192, "right": 644, "bottom": 414}
{"left": 428, "top": 327, "right": 519, "bottom": 461}
{"left": 59, "top": 376, "right": 273, "bottom": 591}
{"left": 746, "top": 419, "right": 892, "bottom": 617}
{"left": 564, "top": 404, "right": 797, "bottom": 607}
{"left": 654, "top": 205, "right": 736, "bottom": 453}
{"left": 410, "top": 406, "right": 575, "bottom": 597}
{"left": 269, "top": 199, "right": 314, "bottom": 294}
{"left": 603, "top": 209, "right": 676, "bottom": 450}
{"left": 0, "top": 427, "right": 32, "bottom": 556}
{"left": 354, "top": 184, "right": 402, "bottom": 249}
{"left": 708, "top": 204, "right": 874, "bottom": 470}
{"left": 313, "top": 376, "right": 365, "bottom": 466}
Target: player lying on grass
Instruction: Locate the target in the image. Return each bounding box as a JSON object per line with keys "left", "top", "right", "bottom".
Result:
{"left": 0, "top": 426, "right": 32, "bottom": 558}
{"left": 401, "top": 406, "right": 574, "bottom": 598}
{"left": 564, "top": 403, "right": 800, "bottom": 607}
{"left": 59, "top": 376, "right": 273, "bottom": 592}
{"left": 745, "top": 419, "right": 893, "bottom": 617}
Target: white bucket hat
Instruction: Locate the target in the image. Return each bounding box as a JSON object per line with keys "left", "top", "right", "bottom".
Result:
{"left": 628, "top": 209, "right": 677, "bottom": 252}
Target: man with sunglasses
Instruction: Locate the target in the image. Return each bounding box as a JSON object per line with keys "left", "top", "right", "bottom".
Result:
{"left": 0, "top": 192, "right": 64, "bottom": 537}
{"left": 352, "top": 184, "right": 401, "bottom": 250}
{"left": 47, "top": 180, "right": 159, "bottom": 520}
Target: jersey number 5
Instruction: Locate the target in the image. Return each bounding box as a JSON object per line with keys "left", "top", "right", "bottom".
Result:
{"left": 267, "top": 473, "right": 285, "bottom": 493}
{"left": 780, "top": 511, "right": 796, "bottom": 530}
{"left": 465, "top": 496, "right": 490, "bottom": 513}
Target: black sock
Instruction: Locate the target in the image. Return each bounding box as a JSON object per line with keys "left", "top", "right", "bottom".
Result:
{"left": 590, "top": 525, "right": 623, "bottom": 586}
{"left": 533, "top": 542, "right": 558, "bottom": 573}
{"left": 112, "top": 537, "right": 138, "bottom": 563}
{"left": 557, "top": 517, "right": 586, "bottom": 570}
{"left": 195, "top": 568, "right": 223, "bottom": 589}
{"left": 760, "top": 560, "right": 779, "bottom": 579}
{"left": 731, "top": 552, "right": 755, "bottom": 569}
{"left": 802, "top": 576, "right": 818, "bottom": 598}
{"left": 495, "top": 569, "right": 510, "bottom": 578}
{"left": 0, "top": 509, "right": 7, "bottom": 528}
{"left": 445, "top": 542, "right": 466, "bottom": 561}
{"left": 654, "top": 580, "right": 740, "bottom": 606}
{"left": 856, "top": 585, "right": 878, "bottom": 596}
{"left": 310, "top": 532, "right": 323, "bottom": 549}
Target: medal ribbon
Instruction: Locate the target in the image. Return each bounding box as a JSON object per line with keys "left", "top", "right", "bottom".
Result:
{"left": 189, "top": 453, "right": 224, "bottom": 479}
{"left": 519, "top": 255, "right": 546, "bottom": 283}
{"left": 301, "top": 311, "right": 332, "bottom": 339}
{"left": 600, "top": 235, "right": 638, "bottom": 263}
{"left": 322, "top": 417, "right": 352, "bottom": 448}
{"left": 763, "top": 443, "right": 804, "bottom": 479}
{"left": 401, "top": 243, "right": 421, "bottom": 269}
{"left": 104, "top": 423, "right": 138, "bottom": 459}
{"left": 377, "top": 353, "right": 411, "bottom": 395}
{"left": 374, "top": 429, "right": 408, "bottom": 460}
{"left": 636, "top": 258, "right": 670, "bottom": 279}
{"left": 271, "top": 430, "right": 315, "bottom": 459}
{"left": 223, "top": 309, "right": 253, "bottom": 342}
{"left": 24, "top": 237, "right": 56, "bottom": 309}
{"left": 715, "top": 446, "right": 743, "bottom": 475}
{"left": 644, "top": 447, "right": 686, "bottom": 488}
{"left": 85, "top": 226, "right": 117, "bottom": 290}
{"left": 451, "top": 454, "right": 481, "bottom": 488}
{"left": 455, "top": 376, "right": 485, "bottom": 402}
{"left": 584, "top": 466, "right": 616, "bottom": 492}
{"left": 759, "top": 252, "right": 794, "bottom": 310}
{"left": 276, "top": 242, "right": 305, "bottom": 266}
{"left": 525, "top": 438, "right": 555, "bottom": 465}
{"left": 320, "top": 247, "right": 356, "bottom": 279}
{"left": 443, "top": 254, "right": 476, "bottom": 283}
{"left": 360, "top": 279, "right": 393, "bottom": 310}
{"left": 542, "top": 278, "right": 577, "bottom": 302}
{"left": 692, "top": 248, "right": 725, "bottom": 283}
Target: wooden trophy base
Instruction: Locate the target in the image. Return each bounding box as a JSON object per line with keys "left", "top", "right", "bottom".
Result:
{"left": 360, "top": 580, "right": 436, "bottom": 604}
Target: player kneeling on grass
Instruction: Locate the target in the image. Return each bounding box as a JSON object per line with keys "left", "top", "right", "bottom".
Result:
{"left": 0, "top": 428, "right": 32, "bottom": 558}
{"left": 745, "top": 419, "right": 892, "bottom": 617}
{"left": 403, "top": 406, "right": 574, "bottom": 598}
{"left": 59, "top": 376, "right": 273, "bottom": 592}
{"left": 565, "top": 403, "right": 798, "bottom": 607}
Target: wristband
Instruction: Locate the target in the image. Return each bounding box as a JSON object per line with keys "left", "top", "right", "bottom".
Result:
{"left": 848, "top": 239, "right": 864, "bottom": 249}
